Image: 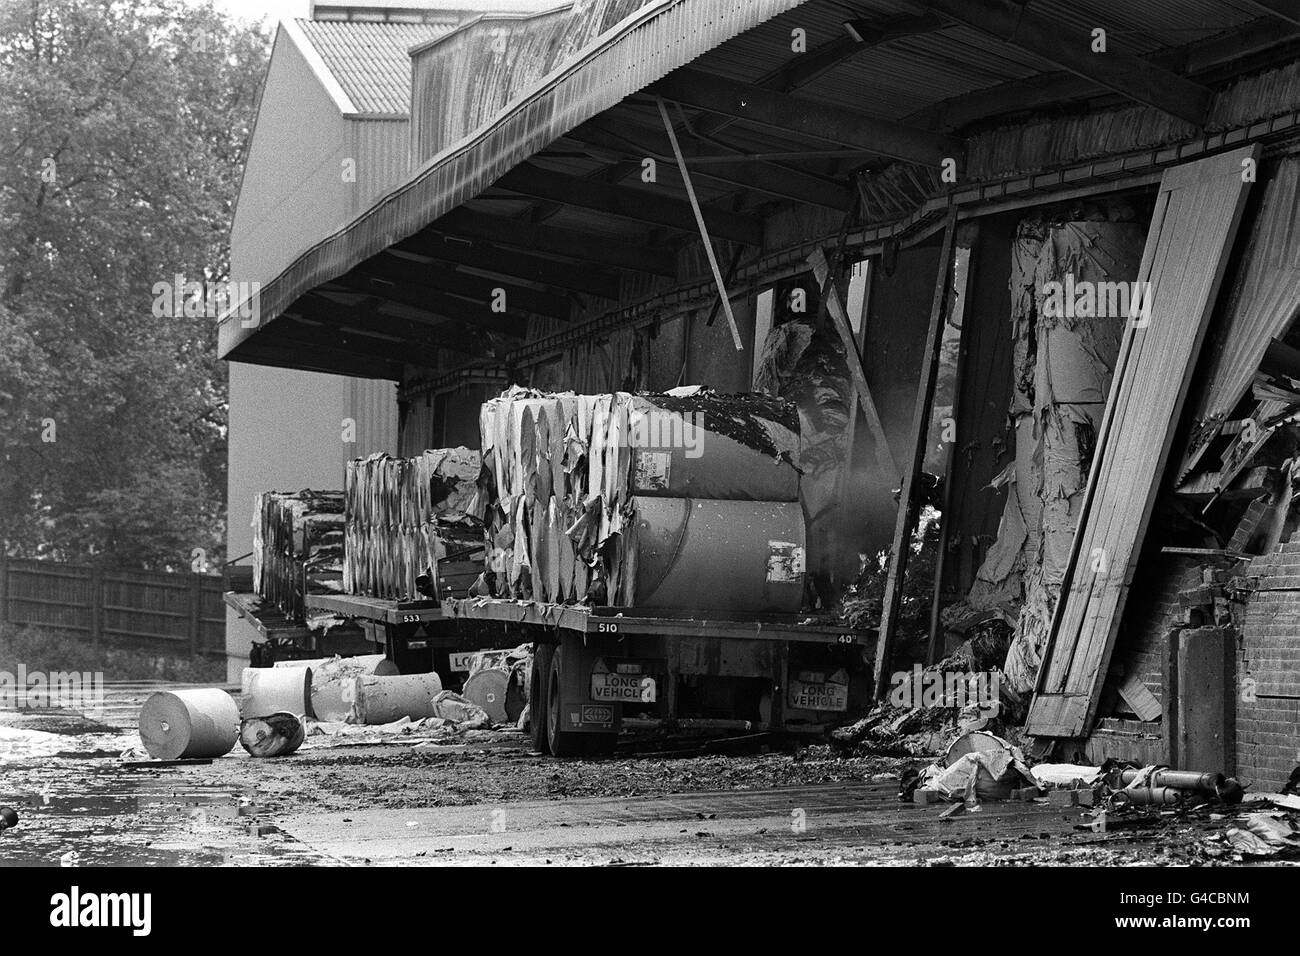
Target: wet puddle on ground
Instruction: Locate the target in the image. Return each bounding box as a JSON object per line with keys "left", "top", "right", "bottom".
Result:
{"left": 1, "top": 747, "right": 336, "bottom": 866}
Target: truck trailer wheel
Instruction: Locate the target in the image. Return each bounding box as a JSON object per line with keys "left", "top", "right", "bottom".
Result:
{"left": 529, "top": 643, "right": 553, "bottom": 754}
{"left": 544, "top": 641, "right": 615, "bottom": 758}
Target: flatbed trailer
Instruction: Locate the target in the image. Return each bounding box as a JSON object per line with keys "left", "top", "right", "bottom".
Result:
{"left": 441, "top": 597, "right": 876, "bottom": 757}
{"left": 232, "top": 588, "right": 875, "bottom": 757}
{"left": 224, "top": 591, "right": 372, "bottom": 664}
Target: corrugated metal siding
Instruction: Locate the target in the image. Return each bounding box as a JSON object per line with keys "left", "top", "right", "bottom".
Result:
{"left": 344, "top": 376, "right": 399, "bottom": 470}
{"left": 220, "top": 0, "right": 811, "bottom": 360}
{"left": 296, "top": 19, "right": 456, "bottom": 115}
{"left": 348, "top": 118, "right": 412, "bottom": 216}
{"left": 411, "top": 5, "right": 608, "bottom": 164}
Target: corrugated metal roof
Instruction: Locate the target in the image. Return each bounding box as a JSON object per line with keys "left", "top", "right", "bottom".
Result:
{"left": 220, "top": 0, "right": 809, "bottom": 360}
{"left": 295, "top": 20, "right": 456, "bottom": 114}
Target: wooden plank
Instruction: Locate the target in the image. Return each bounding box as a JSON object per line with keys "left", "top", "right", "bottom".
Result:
{"left": 1026, "top": 146, "right": 1260, "bottom": 740}
{"left": 807, "top": 248, "right": 897, "bottom": 478}
{"left": 1117, "top": 672, "right": 1163, "bottom": 722}
{"left": 873, "top": 206, "right": 959, "bottom": 698}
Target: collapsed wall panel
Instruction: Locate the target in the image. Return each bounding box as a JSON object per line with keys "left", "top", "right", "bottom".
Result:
{"left": 1028, "top": 146, "right": 1260, "bottom": 740}
{"left": 942, "top": 209, "right": 1146, "bottom": 691}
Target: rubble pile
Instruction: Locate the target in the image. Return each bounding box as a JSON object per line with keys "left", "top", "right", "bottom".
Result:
{"left": 343, "top": 449, "right": 484, "bottom": 601}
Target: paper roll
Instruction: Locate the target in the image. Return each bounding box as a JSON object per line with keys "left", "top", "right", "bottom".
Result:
{"left": 273, "top": 654, "right": 395, "bottom": 675}
{"left": 241, "top": 666, "right": 310, "bottom": 718}
{"left": 309, "top": 656, "right": 403, "bottom": 721}
{"left": 462, "top": 669, "right": 509, "bottom": 724}
{"left": 348, "top": 672, "right": 444, "bottom": 725}
{"left": 139, "top": 689, "right": 240, "bottom": 760}
{"left": 239, "top": 713, "right": 306, "bottom": 758}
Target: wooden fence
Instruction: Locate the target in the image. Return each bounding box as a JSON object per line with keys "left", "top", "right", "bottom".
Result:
{"left": 0, "top": 557, "right": 226, "bottom": 659}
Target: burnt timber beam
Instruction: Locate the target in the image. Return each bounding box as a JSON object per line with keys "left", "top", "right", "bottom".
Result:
{"left": 1244, "top": 1, "right": 1300, "bottom": 28}
{"left": 568, "top": 120, "right": 855, "bottom": 210}
{"left": 357, "top": 254, "right": 571, "bottom": 320}
{"left": 493, "top": 163, "right": 764, "bottom": 245}
{"left": 919, "top": 0, "right": 1210, "bottom": 125}
{"left": 396, "top": 231, "right": 621, "bottom": 300}
{"left": 649, "top": 69, "right": 958, "bottom": 167}
{"left": 435, "top": 207, "right": 677, "bottom": 277}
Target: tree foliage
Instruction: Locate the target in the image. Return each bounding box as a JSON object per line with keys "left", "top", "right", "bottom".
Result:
{"left": 0, "top": 0, "right": 269, "bottom": 569}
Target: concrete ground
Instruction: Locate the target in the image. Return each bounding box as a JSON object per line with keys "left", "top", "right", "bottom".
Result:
{"left": 0, "top": 683, "right": 1291, "bottom": 866}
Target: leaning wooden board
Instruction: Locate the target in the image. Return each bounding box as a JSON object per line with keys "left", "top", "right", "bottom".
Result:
{"left": 1026, "top": 146, "right": 1259, "bottom": 740}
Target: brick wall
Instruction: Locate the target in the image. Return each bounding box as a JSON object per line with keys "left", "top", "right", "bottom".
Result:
{"left": 1236, "top": 537, "right": 1300, "bottom": 791}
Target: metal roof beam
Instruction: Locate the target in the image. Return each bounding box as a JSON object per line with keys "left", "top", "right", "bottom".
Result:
{"left": 301, "top": 291, "right": 481, "bottom": 351}
{"left": 1243, "top": 1, "right": 1300, "bottom": 28}
{"left": 493, "top": 163, "right": 764, "bottom": 245}
{"left": 358, "top": 254, "right": 572, "bottom": 320}
{"left": 649, "top": 68, "right": 959, "bottom": 166}
{"left": 434, "top": 207, "right": 677, "bottom": 277}
{"left": 567, "top": 119, "right": 855, "bottom": 210}
{"left": 396, "top": 231, "right": 622, "bottom": 300}
{"left": 693, "top": 13, "right": 949, "bottom": 139}
{"left": 279, "top": 315, "right": 447, "bottom": 367}
{"left": 919, "top": 0, "right": 1210, "bottom": 125}
{"left": 323, "top": 275, "right": 532, "bottom": 337}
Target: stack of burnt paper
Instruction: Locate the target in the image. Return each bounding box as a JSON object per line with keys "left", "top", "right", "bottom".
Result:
{"left": 478, "top": 385, "right": 806, "bottom": 612}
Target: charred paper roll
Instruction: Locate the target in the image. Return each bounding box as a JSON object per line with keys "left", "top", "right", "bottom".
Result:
{"left": 239, "top": 713, "right": 306, "bottom": 758}
{"left": 139, "top": 689, "right": 240, "bottom": 760}
{"left": 241, "top": 666, "right": 310, "bottom": 719}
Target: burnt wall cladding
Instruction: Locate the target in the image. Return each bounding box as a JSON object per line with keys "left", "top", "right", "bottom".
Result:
{"left": 1237, "top": 538, "right": 1300, "bottom": 791}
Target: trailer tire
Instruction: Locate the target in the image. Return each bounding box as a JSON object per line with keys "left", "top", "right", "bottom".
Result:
{"left": 544, "top": 642, "right": 614, "bottom": 758}
{"left": 530, "top": 643, "right": 553, "bottom": 754}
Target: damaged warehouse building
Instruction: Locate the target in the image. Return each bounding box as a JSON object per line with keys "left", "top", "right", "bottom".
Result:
{"left": 221, "top": 0, "right": 1300, "bottom": 787}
